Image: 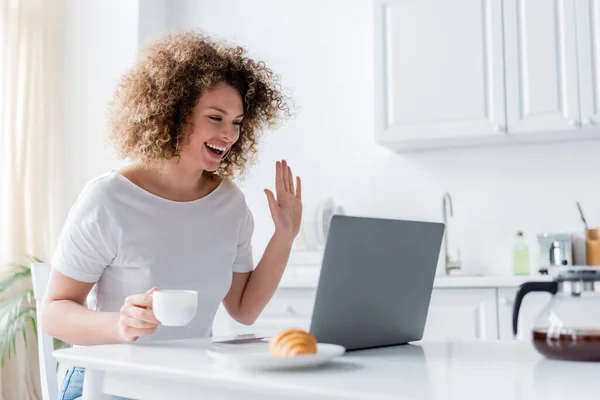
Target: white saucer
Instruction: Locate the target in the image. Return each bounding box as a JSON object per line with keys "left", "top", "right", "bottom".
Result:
{"left": 206, "top": 342, "right": 346, "bottom": 370}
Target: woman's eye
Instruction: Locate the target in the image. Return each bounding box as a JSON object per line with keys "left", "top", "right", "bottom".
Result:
{"left": 209, "top": 116, "right": 222, "bottom": 122}
{"left": 233, "top": 121, "right": 242, "bottom": 126}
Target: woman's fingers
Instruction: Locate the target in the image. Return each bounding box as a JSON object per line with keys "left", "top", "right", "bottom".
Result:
{"left": 122, "top": 304, "right": 160, "bottom": 325}
{"left": 274, "top": 159, "right": 298, "bottom": 196}
{"left": 125, "top": 293, "right": 152, "bottom": 309}
{"left": 296, "top": 176, "right": 302, "bottom": 200}
{"left": 281, "top": 160, "right": 289, "bottom": 193}
{"left": 119, "top": 324, "right": 157, "bottom": 341}
{"left": 287, "top": 165, "right": 294, "bottom": 194}
{"left": 119, "top": 288, "right": 161, "bottom": 341}
{"left": 125, "top": 316, "right": 159, "bottom": 329}
{"left": 275, "top": 161, "right": 285, "bottom": 198}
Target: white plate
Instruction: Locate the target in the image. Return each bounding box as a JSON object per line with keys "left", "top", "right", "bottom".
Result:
{"left": 206, "top": 342, "right": 346, "bottom": 370}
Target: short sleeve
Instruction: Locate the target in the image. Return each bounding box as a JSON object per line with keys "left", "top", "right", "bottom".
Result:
{"left": 51, "top": 182, "right": 117, "bottom": 283}
{"left": 232, "top": 206, "right": 255, "bottom": 273}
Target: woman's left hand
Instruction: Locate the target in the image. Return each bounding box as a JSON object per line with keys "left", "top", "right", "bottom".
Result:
{"left": 264, "top": 160, "right": 302, "bottom": 241}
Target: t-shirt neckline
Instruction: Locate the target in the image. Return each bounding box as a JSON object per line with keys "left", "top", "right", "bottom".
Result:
{"left": 112, "top": 170, "right": 225, "bottom": 205}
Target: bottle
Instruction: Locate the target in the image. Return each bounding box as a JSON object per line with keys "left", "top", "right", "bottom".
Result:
{"left": 512, "top": 231, "right": 530, "bottom": 275}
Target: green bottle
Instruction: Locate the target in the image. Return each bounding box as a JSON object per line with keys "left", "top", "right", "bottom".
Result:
{"left": 512, "top": 231, "right": 530, "bottom": 275}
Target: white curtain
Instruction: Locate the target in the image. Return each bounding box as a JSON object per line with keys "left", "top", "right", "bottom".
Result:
{"left": 0, "top": 0, "right": 64, "bottom": 399}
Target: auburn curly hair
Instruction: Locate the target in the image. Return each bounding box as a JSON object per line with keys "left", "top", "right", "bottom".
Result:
{"left": 108, "top": 30, "right": 291, "bottom": 179}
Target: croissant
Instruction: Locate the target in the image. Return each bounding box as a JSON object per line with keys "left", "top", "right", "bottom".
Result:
{"left": 269, "top": 328, "right": 318, "bottom": 357}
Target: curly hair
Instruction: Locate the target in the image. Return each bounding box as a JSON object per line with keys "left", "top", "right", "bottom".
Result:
{"left": 108, "top": 30, "right": 292, "bottom": 179}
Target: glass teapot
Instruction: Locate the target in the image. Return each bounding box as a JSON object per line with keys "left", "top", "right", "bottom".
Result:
{"left": 512, "top": 266, "right": 600, "bottom": 362}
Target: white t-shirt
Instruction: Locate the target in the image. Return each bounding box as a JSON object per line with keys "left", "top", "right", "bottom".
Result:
{"left": 51, "top": 170, "right": 254, "bottom": 342}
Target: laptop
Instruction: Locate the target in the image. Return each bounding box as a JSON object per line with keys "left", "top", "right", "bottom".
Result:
{"left": 309, "top": 215, "right": 444, "bottom": 351}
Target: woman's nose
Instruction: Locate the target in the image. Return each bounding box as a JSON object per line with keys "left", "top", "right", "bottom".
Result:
{"left": 220, "top": 126, "right": 238, "bottom": 142}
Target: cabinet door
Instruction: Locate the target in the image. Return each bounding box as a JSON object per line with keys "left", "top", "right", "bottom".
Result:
{"left": 504, "top": 0, "right": 580, "bottom": 133}
{"left": 217, "top": 288, "right": 316, "bottom": 337}
{"left": 497, "top": 288, "right": 551, "bottom": 341}
{"left": 375, "top": 0, "right": 507, "bottom": 143}
{"left": 576, "top": 0, "right": 600, "bottom": 128}
{"left": 422, "top": 289, "right": 498, "bottom": 340}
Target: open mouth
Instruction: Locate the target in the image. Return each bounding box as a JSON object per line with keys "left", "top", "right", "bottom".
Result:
{"left": 205, "top": 142, "right": 226, "bottom": 157}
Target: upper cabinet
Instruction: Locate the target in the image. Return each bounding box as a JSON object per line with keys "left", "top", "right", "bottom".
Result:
{"left": 375, "top": 0, "right": 600, "bottom": 152}
{"left": 504, "top": 0, "right": 579, "bottom": 133}
{"left": 375, "top": 0, "right": 507, "bottom": 145}
{"left": 576, "top": 0, "right": 600, "bottom": 128}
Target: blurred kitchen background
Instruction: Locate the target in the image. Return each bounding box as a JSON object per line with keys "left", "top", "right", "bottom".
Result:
{"left": 1, "top": 0, "right": 600, "bottom": 399}
{"left": 12, "top": 0, "right": 600, "bottom": 274}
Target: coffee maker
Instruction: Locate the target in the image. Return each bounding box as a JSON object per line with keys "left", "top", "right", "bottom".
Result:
{"left": 537, "top": 233, "right": 573, "bottom": 274}
{"left": 512, "top": 265, "right": 600, "bottom": 361}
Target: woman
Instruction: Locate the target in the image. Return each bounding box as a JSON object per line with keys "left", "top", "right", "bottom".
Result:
{"left": 41, "top": 31, "right": 301, "bottom": 399}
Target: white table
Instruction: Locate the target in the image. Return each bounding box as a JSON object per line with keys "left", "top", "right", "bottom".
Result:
{"left": 53, "top": 336, "right": 598, "bottom": 400}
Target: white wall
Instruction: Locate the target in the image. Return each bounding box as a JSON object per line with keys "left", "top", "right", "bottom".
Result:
{"left": 166, "top": 0, "right": 600, "bottom": 275}
{"left": 166, "top": 0, "right": 444, "bottom": 264}
{"left": 137, "top": 0, "right": 170, "bottom": 48}
{"left": 61, "top": 0, "right": 600, "bottom": 276}
{"left": 61, "top": 0, "right": 139, "bottom": 219}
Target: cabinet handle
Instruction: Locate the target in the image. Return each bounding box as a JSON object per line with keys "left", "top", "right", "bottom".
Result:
{"left": 493, "top": 125, "right": 505, "bottom": 133}
{"left": 499, "top": 297, "right": 513, "bottom": 305}
{"left": 582, "top": 119, "right": 592, "bottom": 126}
{"left": 284, "top": 304, "right": 297, "bottom": 315}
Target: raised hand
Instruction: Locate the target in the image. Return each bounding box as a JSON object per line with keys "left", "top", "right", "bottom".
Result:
{"left": 264, "top": 160, "right": 302, "bottom": 241}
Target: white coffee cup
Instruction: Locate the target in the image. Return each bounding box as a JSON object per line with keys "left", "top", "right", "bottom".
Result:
{"left": 152, "top": 290, "right": 198, "bottom": 327}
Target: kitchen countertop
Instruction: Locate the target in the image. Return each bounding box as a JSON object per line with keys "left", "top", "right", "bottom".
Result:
{"left": 278, "top": 266, "right": 552, "bottom": 289}
{"left": 432, "top": 274, "right": 552, "bottom": 288}
{"left": 54, "top": 337, "right": 597, "bottom": 400}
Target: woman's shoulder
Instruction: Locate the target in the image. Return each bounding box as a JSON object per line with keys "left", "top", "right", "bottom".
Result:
{"left": 68, "top": 171, "right": 124, "bottom": 215}
{"left": 77, "top": 171, "right": 122, "bottom": 199}
{"left": 215, "top": 178, "right": 252, "bottom": 214}
{"left": 217, "top": 178, "right": 246, "bottom": 201}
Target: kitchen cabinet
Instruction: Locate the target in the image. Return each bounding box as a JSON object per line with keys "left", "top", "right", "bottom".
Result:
{"left": 212, "top": 269, "right": 554, "bottom": 341}
{"left": 375, "top": 0, "right": 600, "bottom": 152}
{"left": 213, "top": 288, "right": 314, "bottom": 337}
{"left": 216, "top": 287, "right": 503, "bottom": 341}
{"left": 422, "top": 289, "right": 498, "bottom": 340}
{"left": 576, "top": 0, "right": 600, "bottom": 128}
{"left": 504, "top": 0, "right": 580, "bottom": 133}
{"left": 374, "top": 0, "right": 507, "bottom": 144}
{"left": 497, "top": 287, "right": 551, "bottom": 341}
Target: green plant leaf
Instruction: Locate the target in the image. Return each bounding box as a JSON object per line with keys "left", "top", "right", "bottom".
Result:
{"left": 11, "top": 332, "right": 16, "bottom": 360}
{"left": 0, "top": 258, "right": 41, "bottom": 368}
{"left": 30, "top": 316, "right": 38, "bottom": 341}
{"left": 0, "top": 298, "right": 17, "bottom": 316}
{"left": 4, "top": 309, "right": 35, "bottom": 364}
{"left": 21, "top": 327, "right": 27, "bottom": 349}
{"left": 6, "top": 299, "right": 22, "bottom": 362}
{"left": 0, "top": 291, "right": 35, "bottom": 366}
{"left": 8, "top": 265, "right": 30, "bottom": 274}
{"left": 0, "top": 270, "right": 31, "bottom": 294}
{"left": 4, "top": 307, "right": 17, "bottom": 363}
{"left": 53, "top": 337, "right": 71, "bottom": 351}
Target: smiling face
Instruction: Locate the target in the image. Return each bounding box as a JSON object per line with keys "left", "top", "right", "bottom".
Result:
{"left": 179, "top": 82, "right": 244, "bottom": 173}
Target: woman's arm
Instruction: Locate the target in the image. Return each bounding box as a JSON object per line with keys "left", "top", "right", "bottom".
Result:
{"left": 41, "top": 269, "right": 160, "bottom": 345}
{"left": 223, "top": 160, "right": 301, "bottom": 324}
{"left": 223, "top": 233, "right": 293, "bottom": 324}
{"left": 41, "top": 269, "right": 121, "bottom": 345}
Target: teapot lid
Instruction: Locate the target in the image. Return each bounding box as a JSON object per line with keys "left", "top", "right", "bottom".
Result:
{"left": 548, "top": 265, "right": 600, "bottom": 281}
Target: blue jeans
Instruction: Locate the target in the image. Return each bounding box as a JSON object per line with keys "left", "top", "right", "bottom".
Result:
{"left": 58, "top": 366, "right": 131, "bottom": 400}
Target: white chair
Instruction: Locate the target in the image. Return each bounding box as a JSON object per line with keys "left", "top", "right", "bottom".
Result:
{"left": 31, "top": 262, "right": 65, "bottom": 400}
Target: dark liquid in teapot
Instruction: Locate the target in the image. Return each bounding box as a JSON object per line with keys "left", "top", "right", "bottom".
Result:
{"left": 533, "top": 328, "right": 600, "bottom": 361}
